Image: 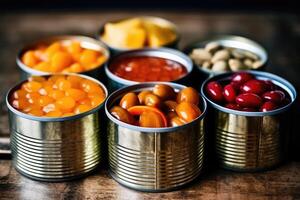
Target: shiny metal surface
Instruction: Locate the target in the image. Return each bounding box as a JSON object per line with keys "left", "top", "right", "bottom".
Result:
{"left": 16, "top": 35, "right": 110, "bottom": 81}
{"left": 97, "top": 16, "right": 179, "bottom": 55}
{"left": 105, "top": 48, "right": 193, "bottom": 92}
{"left": 6, "top": 74, "right": 108, "bottom": 181}
{"left": 105, "top": 82, "right": 206, "bottom": 191}
{"left": 201, "top": 71, "right": 297, "bottom": 172}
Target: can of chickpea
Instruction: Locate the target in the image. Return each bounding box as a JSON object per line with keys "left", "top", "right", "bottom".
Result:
{"left": 105, "top": 82, "right": 206, "bottom": 192}
{"left": 17, "top": 35, "right": 110, "bottom": 81}
{"left": 201, "top": 71, "right": 297, "bottom": 172}
{"left": 6, "top": 74, "right": 108, "bottom": 181}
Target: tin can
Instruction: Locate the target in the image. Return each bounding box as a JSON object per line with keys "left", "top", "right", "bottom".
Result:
{"left": 16, "top": 35, "right": 110, "bottom": 81}
{"left": 184, "top": 35, "right": 268, "bottom": 88}
{"left": 201, "top": 71, "right": 297, "bottom": 172}
{"left": 105, "top": 48, "right": 193, "bottom": 92}
{"left": 97, "top": 16, "right": 179, "bottom": 55}
{"left": 6, "top": 74, "right": 108, "bottom": 181}
{"left": 105, "top": 82, "right": 206, "bottom": 192}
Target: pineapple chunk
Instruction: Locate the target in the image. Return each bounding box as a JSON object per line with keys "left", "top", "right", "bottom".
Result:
{"left": 144, "top": 22, "right": 177, "bottom": 47}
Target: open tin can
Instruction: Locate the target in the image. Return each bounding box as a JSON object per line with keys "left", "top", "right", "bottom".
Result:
{"left": 105, "top": 48, "right": 193, "bottom": 92}
{"left": 6, "top": 74, "right": 108, "bottom": 181}
{"left": 105, "top": 82, "right": 206, "bottom": 192}
{"left": 97, "top": 16, "right": 179, "bottom": 55}
{"left": 201, "top": 71, "right": 297, "bottom": 172}
{"left": 16, "top": 35, "right": 110, "bottom": 81}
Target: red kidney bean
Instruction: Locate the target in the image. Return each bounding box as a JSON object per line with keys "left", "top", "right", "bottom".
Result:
{"left": 206, "top": 81, "right": 223, "bottom": 102}
{"left": 240, "top": 79, "right": 267, "bottom": 95}
{"left": 236, "top": 93, "right": 263, "bottom": 108}
{"left": 260, "top": 101, "right": 278, "bottom": 112}
{"left": 223, "top": 84, "right": 236, "bottom": 103}
{"left": 231, "top": 72, "right": 254, "bottom": 86}
{"left": 225, "top": 103, "right": 240, "bottom": 110}
{"left": 263, "top": 80, "right": 276, "bottom": 91}
{"left": 262, "top": 90, "right": 285, "bottom": 103}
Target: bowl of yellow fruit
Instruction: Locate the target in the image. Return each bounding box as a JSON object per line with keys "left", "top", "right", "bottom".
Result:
{"left": 98, "top": 16, "right": 179, "bottom": 54}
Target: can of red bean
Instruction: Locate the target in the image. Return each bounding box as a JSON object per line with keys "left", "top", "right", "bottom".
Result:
{"left": 16, "top": 35, "right": 110, "bottom": 81}
{"left": 105, "top": 82, "right": 206, "bottom": 192}
{"left": 105, "top": 48, "right": 193, "bottom": 92}
{"left": 201, "top": 71, "right": 297, "bottom": 172}
{"left": 6, "top": 74, "right": 108, "bottom": 181}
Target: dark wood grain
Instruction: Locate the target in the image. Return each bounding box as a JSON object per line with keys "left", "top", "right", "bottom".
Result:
{"left": 0, "top": 11, "right": 299, "bottom": 199}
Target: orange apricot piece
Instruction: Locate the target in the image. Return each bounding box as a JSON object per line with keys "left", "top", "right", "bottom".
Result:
{"left": 12, "top": 89, "right": 27, "bottom": 99}
{"left": 38, "top": 96, "right": 54, "bottom": 107}
{"left": 74, "top": 104, "right": 91, "bottom": 114}
{"left": 45, "top": 110, "right": 63, "bottom": 117}
{"left": 45, "top": 42, "right": 62, "bottom": 59}
{"left": 22, "top": 51, "right": 39, "bottom": 67}
{"left": 80, "top": 49, "right": 99, "bottom": 69}
{"left": 56, "top": 97, "right": 76, "bottom": 111}
{"left": 68, "top": 41, "right": 82, "bottom": 54}
{"left": 23, "top": 81, "right": 42, "bottom": 93}
{"left": 65, "top": 88, "right": 86, "bottom": 101}
{"left": 28, "top": 109, "right": 44, "bottom": 117}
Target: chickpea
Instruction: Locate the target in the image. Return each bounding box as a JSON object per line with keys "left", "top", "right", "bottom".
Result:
{"left": 144, "top": 93, "right": 161, "bottom": 107}
{"left": 175, "top": 102, "right": 201, "bottom": 122}
{"left": 110, "top": 106, "right": 135, "bottom": 124}
{"left": 139, "top": 111, "right": 165, "bottom": 128}
{"left": 137, "top": 90, "right": 152, "bottom": 104}
{"left": 153, "top": 84, "right": 176, "bottom": 100}
{"left": 177, "top": 87, "right": 200, "bottom": 105}
{"left": 163, "top": 100, "right": 178, "bottom": 112}
{"left": 120, "top": 92, "right": 139, "bottom": 109}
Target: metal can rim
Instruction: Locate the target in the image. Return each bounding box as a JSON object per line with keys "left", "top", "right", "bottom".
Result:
{"left": 96, "top": 16, "right": 180, "bottom": 52}
{"left": 16, "top": 35, "right": 110, "bottom": 76}
{"left": 200, "top": 70, "right": 297, "bottom": 116}
{"left": 105, "top": 81, "right": 207, "bottom": 133}
{"left": 6, "top": 73, "right": 108, "bottom": 122}
{"left": 105, "top": 47, "right": 193, "bottom": 86}
{"left": 183, "top": 35, "right": 268, "bottom": 75}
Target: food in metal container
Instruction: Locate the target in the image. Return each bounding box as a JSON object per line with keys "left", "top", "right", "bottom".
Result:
{"left": 21, "top": 40, "right": 107, "bottom": 73}
{"left": 109, "top": 56, "right": 187, "bottom": 82}
{"left": 110, "top": 84, "right": 201, "bottom": 127}
{"left": 101, "top": 17, "right": 177, "bottom": 49}
{"left": 189, "top": 42, "right": 263, "bottom": 72}
{"left": 205, "top": 72, "right": 290, "bottom": 112}
{"left": 10, "top": 74, "right": 106, "bottom": 117}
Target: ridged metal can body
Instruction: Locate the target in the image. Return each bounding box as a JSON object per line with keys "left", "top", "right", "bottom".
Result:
{"left": 16, "top": 35, "right": 110, "bottom": 81}
{"left": 97, "top": 16, "right": 179, "bottom": 55}
{"left": 6, "top": 74, "right": 108, "bottom": 181}
{"left": 105, "top": 48, "right": 193, "bottom": 92}
{"left": 201, "top": 71, "right": 297, "bottom": 172}
{"left": 105, "top": 82, "right": 206, "bottom": 192}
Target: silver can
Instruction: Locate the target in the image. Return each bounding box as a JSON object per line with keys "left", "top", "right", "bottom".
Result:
{"left": 97, "top": 16, "right": 179, "bottom": 55}
{"left": 105, "top": 48, "right": 193, "bottom": 92}
{"left": 16, "top": 35, "right": 110, "bottom": 81}
{"left": 105, "top": 82, "right": 206, "bottom": 192}
{"left": 6, "top": 74, "right": 108, "bottom": 181}
{"left": 201, "top": 71, "right": 297, "bottom": 172}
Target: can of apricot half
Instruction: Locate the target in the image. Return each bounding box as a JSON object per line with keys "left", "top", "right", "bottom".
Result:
{"left": 6, "top": 74, "right": 108, "bottom": 181}
{"left": 201, "top": 71, "right": 297, "bottom": 172}
{"left": 105, "top": 82, "right": 206, "bottom": 192}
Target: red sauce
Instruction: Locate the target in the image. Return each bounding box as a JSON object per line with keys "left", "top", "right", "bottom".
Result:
{"left": 109, "top": 56, "right": 188, "bottom": 82}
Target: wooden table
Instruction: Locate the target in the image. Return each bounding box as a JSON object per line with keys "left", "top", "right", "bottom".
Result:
{"left": 0, "top": 11, "right": 300, "bottom": 199}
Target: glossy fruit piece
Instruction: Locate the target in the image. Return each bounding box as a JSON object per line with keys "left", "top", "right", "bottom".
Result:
{"left": 89, "top": 94, "right": 105, "bottom": 107}
{"left": 240, "top": 79, "right": 267, "bottom": 95}
{"left": 50, "top": 51, "right": 73, "bottom": 72}
{"left": 23, "top": 81, "right": 42, "bottom": 93}
{"left": 144, "top": 94, "right": 161, "bottom": 108}
{"left": 80, "top": 49, "right": 99, "bottom": 69}
{"left": 12, "top": 99, "right": 29, "bottom": 110}
{"left": 177, "top": 87, "right": 199, "bottom": 105}
{"left": 139, "top": 111, "right": 165, "bottom": 128}
{"left": 22, "top": 51, "right": 39, "bottom": 67}
{"left": 49, "top": 90, "right": 65, "bottom": 100}
{"left": 65, "top": 88, "right": 86, "bottom": 101}
{"left": 175, "top": 102, "right": 201, "bottom": 122}
{"left": 81, "top": 80, "right": 103, "bottom": 94}
{"left": 260, "top": 101, "right": 278, "bottom": 112}
{"left": 231, "top": 72, "right": 254, "bottom": 86}
{"left": 110, "top": 106, "right": 135, "bottom": 125}
{"left": 12, "top": 89, "right": 27, "bottom": 99}
{"left": 236, "top": 93, "right": 262, "bottom": 108}
{"left": 137, "top": 90, "right": 152, "bottom": 104}
{"left": 223, "top": 84, "right": 236, "bottom": 103}
{"left": 55, "top": 79, "right": 72, "bottom": 91}
{"left": 263, "top": 80, "right": 276, "bottom": 91}
{"left": 38, "top": 96, "right": 54, "bottom": 107}
{"left": 26, "top": 92, "right": 41, "bottom": 104}
{"left": 169, "top": 116, "right": 187, "bottom": 127}
{"left": 74, "top": 104, "right": 92, "bottom": 114}
{"left": 28, "top": 109, "right": 44, "bottom": 117}
{"left": 56, "top": 97, "right": 76, "bottom": 111}
{"left": 120, "top": 92, "right": 139, "bottom": 109}
{"left": 206, "top": 81, "right": 223, "bottom": 102}
{"left": 45, "top": 110, "right": 63, "bottom": 117}
{"left": 225, "top": 103, "right": 240, "bottom": 110}
{"left": 262, "top": 90, "right": 285, "bottom": 103}
{"left": 163, "top": 100, "right": 178, "bottom": 112}
{"left": 153, "top": 84, "right": 176, "bottom": 101}
{"left": 127, "top": 106, "right": 167, "bottom": 127}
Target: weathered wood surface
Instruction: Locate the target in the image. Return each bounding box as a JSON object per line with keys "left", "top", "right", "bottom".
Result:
{"left": 0, "top": 11, "right": 299, "bottom": 199}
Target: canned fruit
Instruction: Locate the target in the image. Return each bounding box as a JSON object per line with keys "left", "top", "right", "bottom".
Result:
{"left": 189, "top": 42, "right": 264, "bottom": 72}
{"left": 109, "top": 56, "right": 187, "bottom": 82}
{"left": 10, "top": 75, "right": 106, "bottom": 117}
{"left": 205, "top": 72, "right": 290, "bottom": 112}
{"left": 101, "top": 17, "right": 177, "bottom": 49}
{"left": 21, "top": 40, "right": 107, "bottom": 73}
{"left": 109, "top": 84, "right": 202, "bottom": 128}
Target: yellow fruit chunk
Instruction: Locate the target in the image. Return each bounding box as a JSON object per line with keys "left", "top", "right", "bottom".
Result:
{"left": 81, "top": 80, "right": 104, "bottom": 94}
{"left": 22, "top": 51, "right": 39, "bottom": 67}
{"left": 144, "top": 22, "right": 176, "bottom": 47}
{"left": 50, "top": 51, "right": 73, "bottom": 72}
{"left": 80, "top": 49, "right": 99, "bottom": 69}
{"left": 56, "top": 97, "right": 76, "bottom": 111}
{"left": 67, "top": 41, "right": 82, "bottom": 54}
{"left": 69, "top": 63, "right": 84, "bottom": 73}
{"left": 67, "top": 75, "right": 83, "bottom": 88}
{"left": 45, "top": 42, "right": 62, "bottom": 59}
